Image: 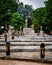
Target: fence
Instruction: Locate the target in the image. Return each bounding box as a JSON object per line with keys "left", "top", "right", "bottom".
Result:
{"left": 0, "top": 41, "right": 52, "bottom": 59}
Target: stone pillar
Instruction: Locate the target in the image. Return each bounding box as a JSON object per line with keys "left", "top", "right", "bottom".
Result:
{"left": 31, "top": 24, "right": 35, "bottom": 34}
{"left": 25, "top": 19, "right": 28, "bottom": 28}
{"left": 40, "top": 25, "right": 43, "bottom": 36}
{"left": 31, "top": 24, "right": 34, "bottom": 30}
{"left": 20, "top": 26, "right": 22, "bottom": 31}
{"left": 20, "top": 26, "right": 22, "bottom": 35}
{"left": 40, "top": 25, "right": 42, "bottom": 31}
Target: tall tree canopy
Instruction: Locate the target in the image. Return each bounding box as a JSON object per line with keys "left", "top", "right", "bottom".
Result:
{"left": 45, "top": 0, "right": 52, "bottom": 33}
{"left": 10, "top": 13, "right": 25, "bottom": 30}
{"left": 32, "top": 0, "right": 52, "bottom": 34}
{"left": 32, "top": 7, "right": 46, "bottom": 32}
{"left": 0, "top": 0, "right": 18, "bottom": 26}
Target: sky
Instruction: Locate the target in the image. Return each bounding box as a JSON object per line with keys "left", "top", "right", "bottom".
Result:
{"left": 19, "top": 0, "right": 46, "bottom": 9}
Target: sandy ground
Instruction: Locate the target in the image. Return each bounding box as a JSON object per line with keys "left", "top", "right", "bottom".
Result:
{"left": 0, "top": 60, "right": 52, "bottom": 65}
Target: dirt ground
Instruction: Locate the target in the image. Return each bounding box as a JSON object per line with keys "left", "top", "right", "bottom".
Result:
{"left": 0, "top": 60, "right": 52, "bottom": 65}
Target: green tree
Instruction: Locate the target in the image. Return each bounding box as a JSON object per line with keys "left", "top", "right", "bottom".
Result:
{"left": 32, "top": 0, "right": 52, "bottom": 34}
{"left": 45, "top": 0, "right": 52, "bottom": 33}
{"left": 32, "top": 7, "right": 46, "bottom": 32}
{"left": 10, "top": 13, "right": 25, "bottom": 30}
{"left": 0, "top": 0, "right": 18, "bottom": 26}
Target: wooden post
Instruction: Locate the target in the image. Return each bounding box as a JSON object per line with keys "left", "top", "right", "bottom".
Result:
{"left": 40, "top": 43, "right": 45, "bottom": 58}
{"left": 12, "top": 33, "right": 14, "bottom": 39}
{"left": 6, "top": 42, "right": 10, "bottom": 56}
{"left": 4, "top": 31, "right": 7, "bottom": 42}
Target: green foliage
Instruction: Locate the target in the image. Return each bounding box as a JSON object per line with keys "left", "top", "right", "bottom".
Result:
{"left": 32, "top": 7, "right": 46, "bottom": 32}
{"left": 0, "top": 0, "right": 18, "bottom": 26}
{"left": 45, "top": 0, "right": 52, "bottom": 33}
{"left": 10, "top": 13, "right": 25, "bottom": 29}
{"left": 32, "top": 0, "right": 52, "bottom": 34}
